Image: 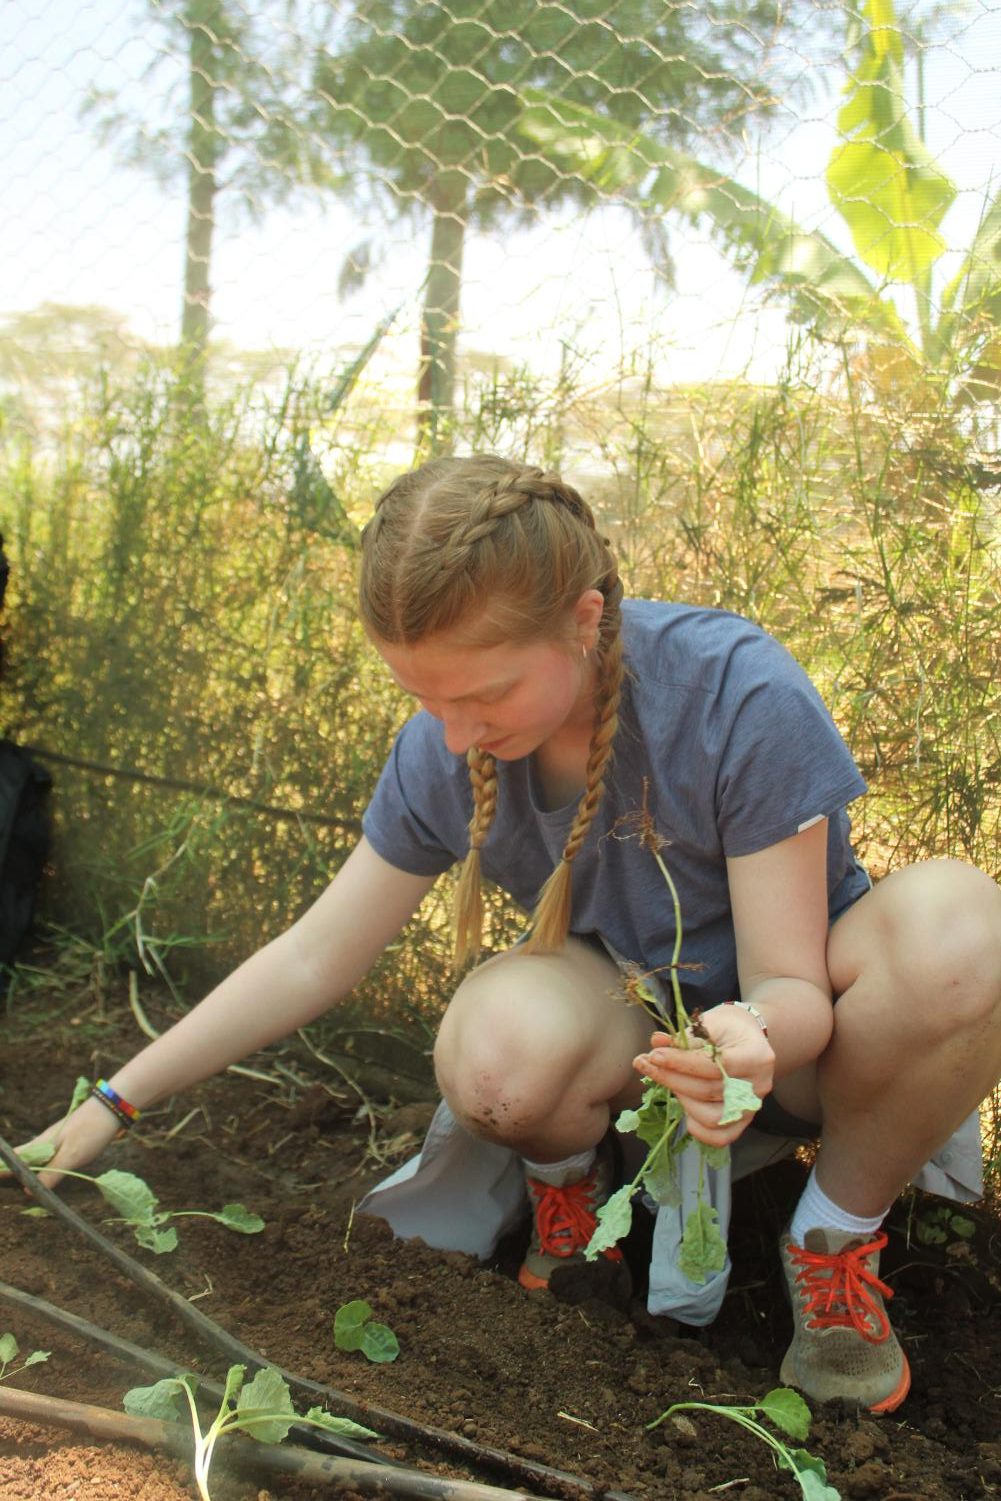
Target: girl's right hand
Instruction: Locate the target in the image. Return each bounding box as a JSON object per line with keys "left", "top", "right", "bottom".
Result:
{"left": 10, "top": 1096, "right": 124, "bottom": 1190}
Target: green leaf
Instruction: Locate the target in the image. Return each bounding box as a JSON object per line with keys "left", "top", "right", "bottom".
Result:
{"left": 303, "top": 1406, "right": 379, "bottom": 1441}
{"left": 757, "top": 1387, "right": 811, "bottom": 1441}
{"left": 0, "top": 1334, "right": 17, "bottom": 1364}
{"left": 641, "top": 1148, "right": 681, "bottom": 1207}
{"left": 94, "top": 1169, "right": 160, "bottom": 1225}
{"left": 333, "top": 1300, "right": 374, "bottom": 1353}
{"left": 584, "top": 1183, "right": 635, "bottom": 1259}
{"left": 827, "top": 2, "right": 955, "bottom": 285}
{"left": 331, "top": 1303, "right": 399, "bottom": 1363}
{"left": 632, "top": 1083, "right": 684, "bottom": 1151}
{"left": 360, "top": 1323, "right": 400, "bottom": 1363}
{"left": 68, "top": 1077, "right": 92, "bottom": 1115}
{"left": 222, "top": 1365, "right": 246, "bottom": 1406}
{"left": 699, "top": 1141, "right": 730, "bottom": 1171}
{"left": 212, "top": 1203, "right": 265, "bottom": 1234}
{"left": 827, "top": 139, "right": 951, "bottom": 281}
{"left": 23, "top": 1350, "right": 51, "bottom": 1368}
{"left": 677, "top": 1202, "right": 727, "bottom": 1284}
{"left": 792, "top": 1453, "right": 842, "bottom": 1499}
{"left": 123, "top": 1377, "right": 189, "bottom": 1423}
{"left": 235, "top": 1367, "right": 296, "bottom": 1444}
{"left": 16, "top": 1142, "right": 57, "bottom": 1168}
{"left": 719, "top": 1075, "right": 762, "bottom": 1126}
{"left": 20, "top": 1207, "right": 50, "bottom": 1218}
{"left": 133, "top": 1222, "right": 178, "bottom": 1254}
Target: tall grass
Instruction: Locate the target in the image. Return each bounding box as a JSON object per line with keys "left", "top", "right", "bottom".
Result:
{"left": 0, "top": 358, "right": 462, "bottom": 1022}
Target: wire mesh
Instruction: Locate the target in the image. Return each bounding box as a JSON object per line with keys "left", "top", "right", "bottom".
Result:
{"left": 3, "top": 0, "right": 999, "bottom": 407}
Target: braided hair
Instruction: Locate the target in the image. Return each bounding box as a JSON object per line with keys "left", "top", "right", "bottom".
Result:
{"left": 360, "top": 455, "right": 624, "bottom": 967}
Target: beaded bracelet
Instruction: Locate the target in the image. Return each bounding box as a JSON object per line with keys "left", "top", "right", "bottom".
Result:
{"left": 723, "top": 998, "right": 769, "bottom": 1036}
{"left": 90, "top": 1078, "right": 143, "bottom": 1129}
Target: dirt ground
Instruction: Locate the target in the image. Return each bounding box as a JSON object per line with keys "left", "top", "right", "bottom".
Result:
{"left": 1, "top": 983, "right": 1000, "bottom": 1501}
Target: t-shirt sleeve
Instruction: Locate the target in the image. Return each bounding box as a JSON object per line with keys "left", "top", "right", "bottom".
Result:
{"left": 714, "top": 635, "right": 866, "bottom": 858}
{"left": 362, "top": 716, "right": 463, "bottom": 877}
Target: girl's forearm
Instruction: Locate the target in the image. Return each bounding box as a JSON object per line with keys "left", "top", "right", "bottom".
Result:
{"left": 741, "top": 976, "right": 834, "bottom": 1077}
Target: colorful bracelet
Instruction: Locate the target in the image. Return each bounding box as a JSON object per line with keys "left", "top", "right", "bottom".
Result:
{"left": 91, "top": 1079, "right": 143, "bottom": 1129}
{"left": 723, "top": 999, "right": 769, "bottom": 1036}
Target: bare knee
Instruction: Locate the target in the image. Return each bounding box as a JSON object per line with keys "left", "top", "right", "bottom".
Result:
{"left": 831, "top": 859, "right": 1001, "bottom": 1037}
{"left": 432, "top": 941, "right": 646, "bottom": 1145}
{"left": 433, "top": 956, "right": 584, "bottom": 1137}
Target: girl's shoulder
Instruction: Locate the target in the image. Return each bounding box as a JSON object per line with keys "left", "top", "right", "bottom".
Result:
{"left": 622, "top": 599, "right": 787, "bottom": 693}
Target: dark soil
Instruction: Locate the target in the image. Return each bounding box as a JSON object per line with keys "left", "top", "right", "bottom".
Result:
{"left": 1, "top": 981, "right": 1000, "bottom": 1501}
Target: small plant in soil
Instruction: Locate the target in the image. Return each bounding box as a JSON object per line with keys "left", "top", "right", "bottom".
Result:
{"left": 586, "top": 805, "right": 761, "bottom": 1282}
{"left": 333, "top": 1299, "right": 399, "bottom": 1362}
{"left": 909, "top": 1199, "right": 977, "bottom": 1246}
{"left": 16, "top": 1140, "right": 264, "bottom": 1253}
{"left": 0, "top": 1332, "right": 50, "bottom": 1382}
{"left": 649, "top": 1386, "right": 841, "bottom": 1500}
{"left": 124, "top": 1364, "right": 378, "bottom": 1501}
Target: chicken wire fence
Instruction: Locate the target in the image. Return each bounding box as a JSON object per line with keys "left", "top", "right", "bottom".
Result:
{"left": 3, "top": 0, "right": 1001, "bottom": 440}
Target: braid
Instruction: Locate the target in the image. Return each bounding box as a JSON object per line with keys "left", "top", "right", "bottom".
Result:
{"left": 454, "top": 748, "right": 498, "bottom": 969}
{"left": 440, "top": 466, "right": 589, "bottom": 574}
{"left": 524, "top": 574, "right": 625, "bottom": 954}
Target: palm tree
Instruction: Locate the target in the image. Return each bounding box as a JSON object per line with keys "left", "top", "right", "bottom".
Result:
{"left": 86, "top": 0, "right": 339, "bottom": 374}
{"left": 313, "top": 0, "right": 806, "bottom": 451}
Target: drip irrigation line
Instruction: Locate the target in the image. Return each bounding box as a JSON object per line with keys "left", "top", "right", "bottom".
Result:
{"left": 0, "top": 1384, "right": 546, "bottom": 1501}
{"left": 21, "top": 742, "right": 363, "bottom": 833}
{"left": 0, "top": 1278, "right": 393, "bottom": 1468}
{"left": 0, "top": 1138, "right": 637, "bottom": 1501}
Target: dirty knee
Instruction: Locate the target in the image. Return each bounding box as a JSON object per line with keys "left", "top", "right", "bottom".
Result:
{"left": 434, "top": 1025, "right": 562, "bottom": 1142}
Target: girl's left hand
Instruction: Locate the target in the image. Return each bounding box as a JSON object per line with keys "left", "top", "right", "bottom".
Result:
{"left": 633, "top": 1005, "right": 775, "bottom": 1148}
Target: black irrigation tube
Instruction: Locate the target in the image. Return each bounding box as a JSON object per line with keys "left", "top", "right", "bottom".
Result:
{"left": 22, "top": 742, "right": 364, "bottom": 833}
{"left": 0, "top": 1137, "right": 638, "bottom": 1501}
{"left": 0, "top": 1277, "right": 394, "bottom": 1468}
{"left": 0, "top": 1384, "right": 545, "bottom": 1501}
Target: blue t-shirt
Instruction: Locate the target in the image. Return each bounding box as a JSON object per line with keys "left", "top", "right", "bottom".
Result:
{"left": 362, "top": 600, "right": 869, "bottom": 1008}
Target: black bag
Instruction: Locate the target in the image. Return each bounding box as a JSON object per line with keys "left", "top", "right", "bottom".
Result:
{"left": 0, "top": 740, "right": 51, "bottom": 968}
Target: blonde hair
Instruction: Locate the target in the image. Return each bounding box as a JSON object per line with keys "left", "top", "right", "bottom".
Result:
{"left": 360, "top": 455, "right": 624, "bottom": 967}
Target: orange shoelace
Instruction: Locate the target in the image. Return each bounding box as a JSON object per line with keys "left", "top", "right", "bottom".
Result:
{"left": 787, "top": 1231, "right": 894, "bottom": 1342}
{"left": 526, "top": 1173, "right": 623, "bottom": 1262}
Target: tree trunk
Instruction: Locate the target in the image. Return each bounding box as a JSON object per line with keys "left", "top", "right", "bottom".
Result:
{"left": 179, "top": 1, "right": 222, "bottom": 376}
{"left": 417, "top": 171, "right": 468, "bottom": 456}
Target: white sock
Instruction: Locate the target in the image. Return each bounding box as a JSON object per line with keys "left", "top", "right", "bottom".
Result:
{"left": 522, "top": 1148, "right": 596, "bottom": 1188}
{"left": 789, "top": 1166, "right": 889, "bottom": 1246}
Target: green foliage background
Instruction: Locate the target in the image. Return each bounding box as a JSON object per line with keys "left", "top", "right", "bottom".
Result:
{"left": 3, "top": 343, "right": 998, "bottom": 988}
{"left": 2, "top": 335, "right": 1000, "bottom": 1173}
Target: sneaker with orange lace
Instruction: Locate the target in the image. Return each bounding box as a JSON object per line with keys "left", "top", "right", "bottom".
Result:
{"left": 779, "top": 1226, "right": 911, "bottom": 1413}
{"left": 518, "top": 1149, "right": 625, "bottom": 1291}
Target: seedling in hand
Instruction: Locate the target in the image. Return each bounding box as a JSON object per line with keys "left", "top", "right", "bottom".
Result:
{"left": 124, "top": 1364, "right": 378, "bottom": 1501}
{"left": 649, "top": 1387, "right": 841, "bottom": 1500}
{"left": 0, "top": 1332, "right": 50, "bottom": 1382}
{"left": 333, "top": 1300, "right": 400, "bottom": 1362}
{"left": 16, "top": 1140, "right": 264, "bottom": 1253}
{"left": 586, "top": 805, "right": 761, "bottom": 1283}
